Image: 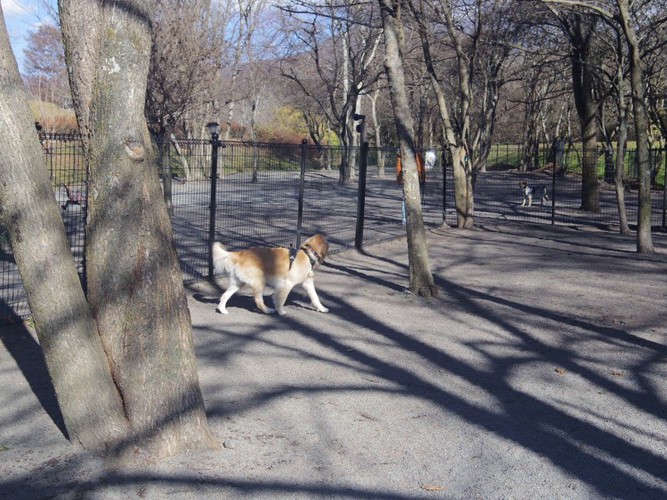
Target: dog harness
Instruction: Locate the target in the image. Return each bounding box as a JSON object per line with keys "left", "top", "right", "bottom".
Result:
{"left": 289, "top": 245, "right": 297, "bottom": 267}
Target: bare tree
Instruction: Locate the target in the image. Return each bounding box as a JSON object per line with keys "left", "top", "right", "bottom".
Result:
{"left": 514, "top": 49, "right": 570, "bottom": 172}
{"left": 536, "top": 3, "right": 604, "bottom": 211}
{"left": 645, "top": 39, "right": 667, "bottom": 147}
{"left": 378, "top": 0, "right": 437, "bottom": 298}
{"left": 541, "top": 0, "right": 661, "bottom": 251}
{"left": 58, "top": 0, "right": 218, "bottom": 456}
{"left": 146, "top": 0, "right": 221, "bottom": 140}
{"left": 145, "top": 0, "right": 223, "bottom": 208}
{"left": 468, "top": 0, "right": 523, "bottom": 172}
{"left": 408, "top": 0, "right": 476, "bottom": 227}
{"left": 219, "top": 0, "right": 265, "bottom": 141}
{"left": 279, "top": 0, "right": 384, "bottom": 185}
{"left": 22, "top": 23, "right": 71, "bottom": 109}
{"left": 367, "top": 86, "right": 388, "bottom": 175}
{"left": 595, "top": 20, "right": 631, "bottom": 235}
{"left": 236, "top": 1, "right": 274, "bottom": 140}
{"left": 617, "top": 0, "right": 654, "bottom": 252}
{"left": 521, "top": 62, "right": 549, "bottom": 170}
{"left": 404, "top": 0, "right": 521, "bottom": 226}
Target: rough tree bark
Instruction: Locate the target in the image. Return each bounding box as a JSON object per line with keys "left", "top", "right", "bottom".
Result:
{"left": 617, "top": 0, "right": 653, "bottom": 252}
{"left": 0, "top": 6, "right": 130, "bottom": 451}
{"left": 560, "top": 12, "right": 601, "bottom": 212}
{"left": 378, "top": 0, "right": 437, "bottom": 298}
{"left": 59, "top": 0, "right": 218, "bottom": 456}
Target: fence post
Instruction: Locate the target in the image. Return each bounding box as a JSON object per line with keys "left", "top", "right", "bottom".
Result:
{"left": 663, "top": 145, "right": 667, "bottom": 228}
{"left": 354, "top": 114, "right": 368, "bottom": 251}
{"left": 161, "top": 138, "right": 173, "bottom": 216}
{"left": 207, "top": 123, "right": 222, "bottom": 280}
{"left": 441, "top": 149, "right": 447, "bottom": 225}
{"left": 296, "top": 139, "right": 308, "bottom": 250}
{"left": 551, "top": 152, "right": 557, "bottom": 225}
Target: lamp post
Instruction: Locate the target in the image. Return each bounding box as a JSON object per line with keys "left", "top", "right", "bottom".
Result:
{"left": 207, "top": 121, "right": 222, "bottom": 280}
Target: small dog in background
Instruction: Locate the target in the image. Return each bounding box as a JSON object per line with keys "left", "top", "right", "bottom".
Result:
{"left": 424, "top": 149, "right": 437, "bottom": 171}
{"left": 520, "top": 181, "right": 549, "bottom": 207}
{"left": 61, "top": 184, "right": 87, "bottom": 212}
{"left": 212, "top": 234, "right": 329, "bottom": 315}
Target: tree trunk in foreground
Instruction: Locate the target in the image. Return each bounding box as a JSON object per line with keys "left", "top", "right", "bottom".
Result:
{"left": 378, "top": 0, "right": 437, "bottom": 298}
{"left": 59, "top": 0, "right": 218, "bottom": 456}
{"left": 0, "top": 6, "right": 130, "bottom": 451}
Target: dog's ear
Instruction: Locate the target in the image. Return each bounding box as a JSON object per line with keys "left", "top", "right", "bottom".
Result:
{"left": 320, "top": 237, "right": 329, "bottom": 258}
{"left": 309, "top": 234, "right": 329, "bottom": 258}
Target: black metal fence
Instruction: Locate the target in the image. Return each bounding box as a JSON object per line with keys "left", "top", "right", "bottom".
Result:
{"left": 476, "top": 144, "right": 667, "bottom": 229}
{"left": 1, "top": 134, "right": 665, "bottom": 321}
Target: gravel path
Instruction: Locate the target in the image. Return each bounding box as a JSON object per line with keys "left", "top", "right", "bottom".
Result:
{"left": 1, "top": 223, "right": 666, "bottom": 499}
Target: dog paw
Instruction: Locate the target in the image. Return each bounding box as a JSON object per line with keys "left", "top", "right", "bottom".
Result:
{"left": 216, "top": 307, "right": 228, "bottom": 314}
{"left": 317, "top": 307, "right": 329, "bottom": 313}
{"left": 277, "top": 309, "right": 287, "bottom": 316}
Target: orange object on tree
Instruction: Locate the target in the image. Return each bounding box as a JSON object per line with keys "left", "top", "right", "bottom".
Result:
{"left": 396, "top": 151, "right": 425, "bottom": 186}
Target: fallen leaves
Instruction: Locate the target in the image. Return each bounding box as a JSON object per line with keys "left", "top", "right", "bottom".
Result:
{"left": 420, "top": 484, "right": 446, "bottom": 492}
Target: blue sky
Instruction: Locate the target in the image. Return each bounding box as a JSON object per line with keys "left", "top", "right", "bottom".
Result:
{"left": 2, "top": 0, "right": 53, "bottom": 72}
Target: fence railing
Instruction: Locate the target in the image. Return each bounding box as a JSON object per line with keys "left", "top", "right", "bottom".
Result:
{"left": 0, "top": 135, "right": 665, "bottom": 321}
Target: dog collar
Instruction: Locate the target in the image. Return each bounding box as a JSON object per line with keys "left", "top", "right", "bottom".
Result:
{"left": 301, "top": 243, "right": 323, "bottom": 267}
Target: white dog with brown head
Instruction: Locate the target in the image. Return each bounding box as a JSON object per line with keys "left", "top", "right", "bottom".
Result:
{"left": 212, "top": 234, "right": 329, "bottom": 315}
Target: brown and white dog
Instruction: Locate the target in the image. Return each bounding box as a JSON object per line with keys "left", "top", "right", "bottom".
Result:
{"left": 212, "top": 234, "right": 329, "bottom": 315}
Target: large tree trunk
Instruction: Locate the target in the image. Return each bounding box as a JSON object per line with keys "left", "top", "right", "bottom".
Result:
{"left": 618, "top": 0, "right": 654, "bottom": 252}
{"left": 338, "top": 132, "right": 353, "bottom": 185}
{"left": 337, "top": 110, "right": 356, "bottom": 185}
{"left": 451, "top": 147, "right": 474, "bottom": 228}
{"left": 0, "top": 6, "right": 130, "bottom": 451}
{"left": 580, "top": 115, "right": 600, "bottom": 211}
{"left": 59, "top": 0, "right": 218, "bottom": 456}
{"left": 379, "top": 0, "right": 437, "bottom": 298}
{"left": 569, "top": 15, "right": 600, "bottom": 212}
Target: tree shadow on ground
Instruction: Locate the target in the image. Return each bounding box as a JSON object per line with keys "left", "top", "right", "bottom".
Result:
{"left": 185, "top": 234, "right": 666, "bottom": 498}
{"left": 0, "top": 321, "right": 68, "bottom": 439}
{"left": 302, "top": 245, "right": 666, "bottom": 498}
{"left": 2, "top": 230, "right": 666, "bottom": 498}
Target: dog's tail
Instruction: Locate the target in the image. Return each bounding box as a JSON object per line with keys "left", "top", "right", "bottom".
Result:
{"left": 212, "top": 242, "right": 231, "bottom": 274}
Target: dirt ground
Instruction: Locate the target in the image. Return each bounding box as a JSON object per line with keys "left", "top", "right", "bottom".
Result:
{"left": 1, "top": 223, "right": 666, "bottom": 499}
